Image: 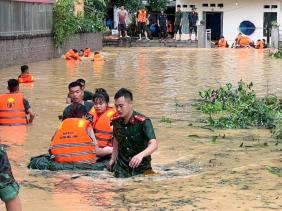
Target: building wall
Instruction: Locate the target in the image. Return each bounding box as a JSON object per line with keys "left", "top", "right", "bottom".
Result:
{"left": 176, "top": 0, "right": 282, "bottom": 43}
{"left": 0, "top": 33, "right": 103, "bottom": 69}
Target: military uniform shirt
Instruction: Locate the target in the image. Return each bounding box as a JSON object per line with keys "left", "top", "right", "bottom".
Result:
{"left": 0, "top": 145, "right": 20, "bottom": 202}
{"left": 112, "top": 111, "right": 156, "bottom": 178}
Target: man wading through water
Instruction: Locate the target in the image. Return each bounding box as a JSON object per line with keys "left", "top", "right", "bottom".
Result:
{"left": 108, "top": 88, "right": 158, "bottom": 178}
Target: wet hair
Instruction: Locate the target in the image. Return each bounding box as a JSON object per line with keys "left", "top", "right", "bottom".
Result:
{"left": 94, "top": 52, "right": 100, "bottom": 55}
{"left": 65, "top": 103, "right": 88, "bottom": 119}
{"left": 93, "top": 88, "right": 109, "bottom": 104}
{"left": 72, "top": 49, "right": 78, "bottom": 53}
{"left": 76, "top": 78, "right": 86, "bottom": 86}
{"left": 220, "top": 36, "right": 224, "bottom": 39}
{"left": 8, "top": 79, "right": 19, "bottom": 92}
{"left": 114, "top": 88, "right": 133, "bottom": 101}
{"left": 68, "top": 81, "right": 82, "bottom": 90}
{"left": 21, "top": 65, "right": 29, "bottom": 74}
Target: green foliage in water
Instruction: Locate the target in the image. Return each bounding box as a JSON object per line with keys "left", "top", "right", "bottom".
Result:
{"left": 53, "top": 0, "right": 106, "bottom": 48}
{"left": 272, "top": 48, "right": 282, "bottom": 59}
{"left": 197, "top": 81, "right": 281, "bottom": 129}
{"left": 160, "top": 116, "right": 173, "bottom": 123}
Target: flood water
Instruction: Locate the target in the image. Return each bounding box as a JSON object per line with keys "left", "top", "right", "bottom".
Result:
{"left": 0, "top": 48, "right": 282, "bottom": 210}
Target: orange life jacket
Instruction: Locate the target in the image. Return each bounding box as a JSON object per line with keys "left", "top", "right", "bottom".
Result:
{"left": 18, "top": 73, "right": 35, "bottom": 83}
{"left": 218, "top": 39, "right": 227, "bottom": 48}
{"left": 239, "top": 36, "right": 251, "bottom": 47}
{"left": 137, "top": 10, "right": 147, "bottom": 23}
{"left": 84, "top": 48, "right": 91, "bottom": 57}
{"left": 50, "top": 118, "right": 96, "bottom": 163}
{"left": 256, "top": 40, "right": 264, "bottom": 49}
{"left": 93, "top": 53, "right": 103, "bottom": 61}
{"left": 89, "top": 107, "right": 115, "bottom": 148}
{"left": 65, "top": 49, "right": 79, "bottom": 60}
{"left": 167, "top": 23, "right": 173, "bottom": 33}
{"left": 0, "top": 93, "right": 27, "bottom": 126}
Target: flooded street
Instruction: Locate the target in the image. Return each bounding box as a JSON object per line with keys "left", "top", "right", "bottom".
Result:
{"left": 0, "top": 48, "right": 282, "bottom": 210}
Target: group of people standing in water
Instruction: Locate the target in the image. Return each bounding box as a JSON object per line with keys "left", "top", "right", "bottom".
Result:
{"left": 0, "top": 63, "right": 158, "bottom": 210}
{"left": 217, "top": 33, "right": 267, "bottom": 49}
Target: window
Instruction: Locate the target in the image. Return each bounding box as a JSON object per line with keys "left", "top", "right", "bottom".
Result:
{"left": 183, "top": 4, "right": 188, "bottom": 8}
{"left": 210, "top": 4, "right": 216, "bottom": 7}
{"left": 202, "top": 3, "right": 208, "bottom": 7}
{"left": 218, "top": 3, "right": 224, "bottom": 8}
{"left": 271, "top": 5, "right": 278, "bottom": 9}
{"left": 264, "top": 5, "right": 270, "bottom": 9}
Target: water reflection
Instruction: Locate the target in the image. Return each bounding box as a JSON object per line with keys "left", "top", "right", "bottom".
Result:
{"left": 0, "top": 48, "right": 282, "bottom": 210}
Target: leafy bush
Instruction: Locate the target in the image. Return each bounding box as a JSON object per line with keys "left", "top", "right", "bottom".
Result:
{"left": 53, "top": 0, "right": 106, "bottom": 48}
{"left": 197, "top": 81, "right": 281, "bottom": 129}
{"left": 272, "top": 48, "right": 282, "bottom": 58}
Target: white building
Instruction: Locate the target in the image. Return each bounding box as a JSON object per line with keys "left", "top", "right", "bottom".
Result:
{"left": 176, "top": 0, "right": 282, "bottom": 43}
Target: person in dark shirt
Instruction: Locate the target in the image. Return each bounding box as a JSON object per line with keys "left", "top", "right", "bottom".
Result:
{"left": 174, "top": 5, "right": 183, "bottom": 40}
{"left": 157, "top": 10, "right": 168, "bottom": 40}
{"left": 63, "top": 81, "right": 93, "bottom": 120}
{"left": 66, "top": 79, "right": 93, "bottom": 104}
{"left": 188, "top": 7, "right": 198, "bottom": 41}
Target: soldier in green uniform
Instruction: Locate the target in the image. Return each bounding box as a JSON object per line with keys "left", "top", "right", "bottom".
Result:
{"left": 66, "top": 79, "right": 93, "bottom": 104}
{"left": 62, "top": 81, "right": 94, "bottom": 120}
{"left": 0, "top": 145, "right": 22, "bottom": 211}
{"left": 108, "top": 88, "right": 158, "bottom": 178}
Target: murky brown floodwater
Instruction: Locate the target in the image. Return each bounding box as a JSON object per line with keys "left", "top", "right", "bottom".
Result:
{"left": 0, "top": 48, "right": 282, "bottom": 210}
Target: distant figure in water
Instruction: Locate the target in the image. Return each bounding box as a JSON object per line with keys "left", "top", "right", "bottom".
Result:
{"left": 18, "top": 65, "right": 35, "bottom": 83}
{"left": 92, "top": 52, "right": 104, "bottom": 61}
{"left": 64, "top": 49, "right": 81, "bottom": 61}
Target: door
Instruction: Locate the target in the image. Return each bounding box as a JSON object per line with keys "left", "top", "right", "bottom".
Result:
{"left": 204, "top": 12, "right": 223, "bottom": 41}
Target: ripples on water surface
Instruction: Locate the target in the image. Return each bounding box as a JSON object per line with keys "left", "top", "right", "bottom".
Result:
{"left": 0, "top": 48, "right": 282, "bottom": 210}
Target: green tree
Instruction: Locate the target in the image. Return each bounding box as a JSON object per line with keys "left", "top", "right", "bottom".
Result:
{"left": 149, "top": 0, "right": 168, "bottom": 11}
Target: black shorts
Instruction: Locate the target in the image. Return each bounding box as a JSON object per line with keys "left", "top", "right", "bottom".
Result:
{"left": 174, "top": 24, "right": 182, "bottom": 34}
{"left": 189, "top": 25, "right": 197, "bottom": 34}
{"left": 138, "top": 22, "right": 146, "bottom": 33}
{"left": 118, "top": 23, "right": 126, "bottom": 32}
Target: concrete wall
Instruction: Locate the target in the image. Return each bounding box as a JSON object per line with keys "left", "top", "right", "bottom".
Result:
{"left": 176, "top": 0, "right": 282, "bottom": 43}
{"left": 0, "top": 32, "right": 103, "bottom": 69}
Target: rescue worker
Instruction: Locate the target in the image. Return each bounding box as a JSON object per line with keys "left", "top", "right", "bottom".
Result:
{"left": 217, "top": 36, "right": 229, "bottom": 48}
{"left": 92, "top": 52, "right": 104, "bottom": 62}
{"left": 0, "top": 79, "right": 35, "bottom": 126}
{"left": 108, "top": 88, "right": 158, "bottom": 178}
{"left": 174, "top": 5, "right": 183, "bottom": 40}
{"left": 233, "top": 32, "right": 242, "bottom": 47}
{"left": 62, "top": 81, "right": 93, "bottom": 120}
{"left": 255, "top": 39, "right": 264, "bottom": 49}
{"left": 66, "top": 79, "right": 93, "bottom": 104}
{"left": 84, "top": 48, "right": 91, "bottom": 57}
{"left": 50, "top": 103, "right": 111, "bottom": 163}
{"left": 89, "top": 89, "right": 114, "bottom": 157}
{"left": 157, "top": 10, "right": 168, "bottom": 40}
{"left": 188, "top": 7, "right": 198, "bottom": 41}
{"left": 78, "top": 49, "right": 84, "bottom": 57}
{"left": 239, "top": 36, "right": 252, "bottom": 48}
{"left": 64, "top": 49, "right": 81, "bottom": 61}
{"left": 0, "top": 145, "right": 22, "bottom": 211}
{"left": 137, "top": 8, "right": 150, "bottom": 41}
{"left": 18, "top": 65, "right": 35, "bottom": 83}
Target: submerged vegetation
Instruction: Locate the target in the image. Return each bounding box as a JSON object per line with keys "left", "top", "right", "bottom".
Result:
{"left": 197, "top": 81, "right": 282, "bottom": 140}
{"left": 271, "top": 48, "right": 282, "bottom": 59}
